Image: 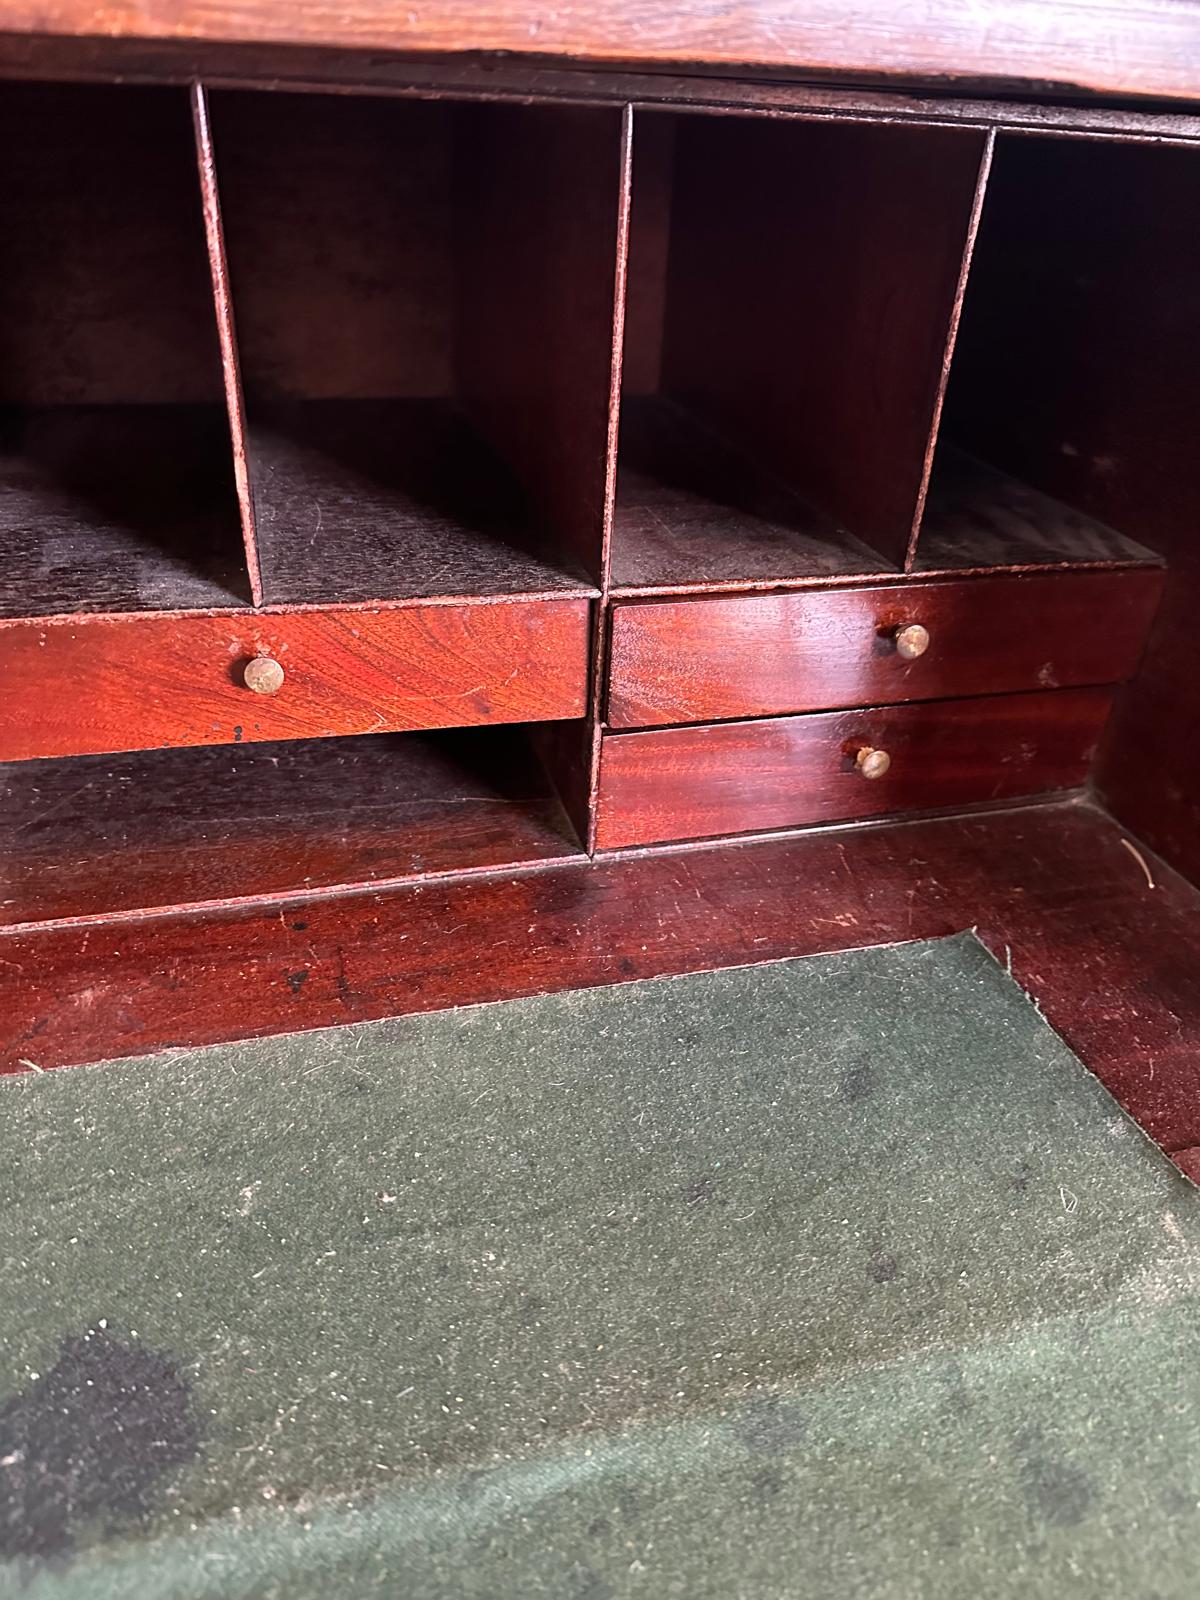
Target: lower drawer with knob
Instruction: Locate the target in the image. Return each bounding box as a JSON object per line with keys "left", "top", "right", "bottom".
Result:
{"left": 594, "top": 687, "right": 1113, "bottom": 850}
{"left": 0, "top": 597, "right": 591, "bottom": 761}
{"left": 607, "top": 569, "right": 1163, "bottom": 729}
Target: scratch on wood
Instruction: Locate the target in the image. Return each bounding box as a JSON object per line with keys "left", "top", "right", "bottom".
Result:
{"left": 1120, "top": 837, "right": 1157, "bottom": 890}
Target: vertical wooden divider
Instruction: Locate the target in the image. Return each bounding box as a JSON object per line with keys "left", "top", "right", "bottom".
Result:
{"left": 582, "top": 101, "right": 635, "bottom": 853}
{"left": 903, "top": 128, "right": 996, "bottom": 571}
{"left": 456, "top": 99, "right": 633, "bottom": 851}
{"left": 190, "top": 81, "right": 262, "bottom": 606}
{"left": 659, "top": 115, "right": 990, "bottom": 570}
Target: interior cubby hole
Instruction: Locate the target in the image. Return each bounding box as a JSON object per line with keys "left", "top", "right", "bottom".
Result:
{"left": 209, "top": 91, "right": 625, "bottom": 606}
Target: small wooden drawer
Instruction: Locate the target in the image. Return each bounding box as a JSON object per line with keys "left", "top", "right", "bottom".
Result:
{"left": 607, "top": 569, "right": 1162, "bottom": 729}
{"left": 595, "top": 687, "right": 1113, "bottom": 850}
{"left": 0, "top": 597, "right": 591, "bottom": 762}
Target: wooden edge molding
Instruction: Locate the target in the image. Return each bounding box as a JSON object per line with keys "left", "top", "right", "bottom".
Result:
{"left": 2, "top": 1, "right": 1200, "bottom": 105}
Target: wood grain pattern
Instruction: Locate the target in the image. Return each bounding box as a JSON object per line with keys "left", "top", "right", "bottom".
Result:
{"left": 936, "top": 133, "right": 1200, "bottom": 886}
{"left": 457, "top": 102, "right": 625, "bottom": 587}
{"left": 4, "top": 43, "right": 1200, "bottom": 143}
{"left": 5, "top": 1, "right": 1200, "bottom": 104}
{"left": 655, "top": 115, "right": 986, "bottom": 567}
{"left": 0, "top": 596, "right": 591, "bottom": 760}
{"left": 5, "top": 801, "right": 1200, "bottom": 1158}
{"left": 607, "top": 569, "right": 1164, "bottom": 729}
{"left": 0, "top": 727, "right": 583, "bottom": 928}
{"left": 595, "top": 689, "right": 1112, "bottom": 849}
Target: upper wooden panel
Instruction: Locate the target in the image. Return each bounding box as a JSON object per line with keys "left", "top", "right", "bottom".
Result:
{"left": 3, "top": 2, "right": 1200, "bottom": 102}
{"left": 0, "top": 596, "right": 591, "bottom": 760}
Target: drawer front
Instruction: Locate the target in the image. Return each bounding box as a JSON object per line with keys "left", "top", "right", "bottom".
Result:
{"left": 0, "top": 597, "right": 591, "bottom": 761}
{"left": 607, "top": 569, "right": 1162, "bottom": 729}
{"left": 595, "top": 688, "right": 1113, "bottom": 850}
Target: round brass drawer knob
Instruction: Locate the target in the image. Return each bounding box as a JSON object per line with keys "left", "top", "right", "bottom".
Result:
{"left": 894, "top": 623, "right": 930, "bottom": 660}
{"left": 856, "top": 746, "right": 892, "bottom": 780}
{"left": 243, "top": 656, "right": 285, "bottom": 695}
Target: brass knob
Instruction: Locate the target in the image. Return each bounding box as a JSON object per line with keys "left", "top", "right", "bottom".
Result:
{"left": 894, "top": 623, "right": 930, "bottom": 660}
{"left": 856, "top": 746, "right": 891, "bottom": 780}
{"left": 243, "top": 656, "right": 285, "bottom": 695}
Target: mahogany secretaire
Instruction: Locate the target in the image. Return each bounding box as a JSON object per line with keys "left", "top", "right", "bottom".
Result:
{"left": 1, "top": 5, "right": 1199, "bottom": 1169}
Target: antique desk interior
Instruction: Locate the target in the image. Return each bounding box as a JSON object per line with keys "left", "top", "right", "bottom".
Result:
{"left": 1, "top": 15, "right": 1199, "bottom": 1174}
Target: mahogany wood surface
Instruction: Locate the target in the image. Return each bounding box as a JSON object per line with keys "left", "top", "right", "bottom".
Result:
{"left": 457, "top": 102, "right": 625, "bottom": 588}
{"left": 930, "top": 132, "right": 1200, "bottom": 886}
{"left": 0, "top": 54, "right": 1195, "bottom": 1178}
{"left": 915, "top": 449, "right": 1161, "bottom": 574}
{"left": 611, "top": 396, "right": 885, "bottom": 592}
{"left": 210, "top": 91, "right": 456, "bottom": 404}
{"left": 243, "top": 402, "right": 591, "bottom": 605}
{"left": 0, "top": 406, "right": 248, "bottom": 616}
{"left": 996, "top": 140, "right": 1200, "bottom": 892}
{"left": 210, "top": 92, "right": 619, "bottom": 600}
{"left": 607, "top": 569, "right": 1164, "bottom": 729}
{"left": 0, "top": 81, "right": 251, "bottom": 614}
{"left": 4, "top": 1, "right": 1200, "bottom": 104}
{"left": 595, "top": 689, "right": 1112, "bottom": 849}
{"left": 0, "top": 81, "right": 224, "bottom": 408}
{"left": 0, "top": 727, "right": 583, "bottom": 929}
{"left": 649, "top": 114, "right": 985, "bottom": 569}
{"left": 5, "top": 800, "right": 1200, "bottom": 1159}
{"left": 0, "top": 597, "right": 591, "bottom": 760}
{"left": 191, "top": 82, "right": 262, "bottom": 605}
{"left": 5, "top": 43, "right": 1200, "bottom": 143}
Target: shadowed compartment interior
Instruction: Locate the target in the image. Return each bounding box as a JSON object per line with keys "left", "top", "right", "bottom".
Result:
{"left": 0, "top": 82, "right": 247, "bottom": 616}
{"left": 208, "top": 91, "right": 625, "bottom": 606}
{"left": 612, "top": 110, "right": 986, "bottom": 590}
{"left": 0, "top": 722, "right": 588, "bottom": 928}
{"left": 916, "top": 132, "right": 1194, "bottom": 574}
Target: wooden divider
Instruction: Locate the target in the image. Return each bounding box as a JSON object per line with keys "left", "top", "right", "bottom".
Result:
{"left": 0, "top": 80, "right": 252, "bottom": 617}
{"left": 191, "top": 81, "right": 263, "bottom": 604}
{"left": 610, "top": 109, "right": 990, "bottom": 589}
{"left": 909, "top": 128, "right": 1176, "bottom": 575}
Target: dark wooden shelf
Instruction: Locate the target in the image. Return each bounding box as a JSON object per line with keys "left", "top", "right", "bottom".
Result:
{"left": 914, "top": 447, "right": 1161, "bottom": 573}
{"left": 248, "top": 400, "right": 595, "bottom": 605}
{"left": 0, "top": 405, "right": 249, "bottom": 617}
{"left": 611, "top": 396, "right": 889, "bottom": 593}
{"left": 0, "top": 726, "right": 584, "bottom": 928}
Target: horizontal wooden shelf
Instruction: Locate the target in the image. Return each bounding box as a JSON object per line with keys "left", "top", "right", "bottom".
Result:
{"left": 915, "top": 447, "right": 1161, "bottom": 573}
{"left": 0, "top": 404, "right": 249, "bottom": 617}
{"left": 611, "top": 397, "right": 887, "bottom": 592}
{"left": 249, "top": 400, "right": 596, "bottom": 605}
{"left": 0, "top": 726, "right": 584, "bottom": 928}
